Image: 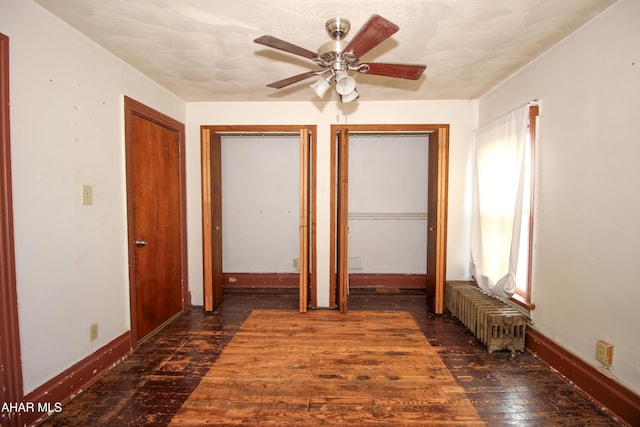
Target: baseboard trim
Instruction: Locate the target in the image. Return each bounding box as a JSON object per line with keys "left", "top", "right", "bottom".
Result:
{"left": 526, "top": 327, "right": 640, "bottom": 426}
{"left": 348, "top": 273, "right": 427, "bottom": 289}
{"left": 23, "top": 331, "right": 132, "bottom": 426}
{"left": 221, "top": 273, "right": 427, "bottom": 290}
{"left": 223, "top": 272, "right": 299, "bottom": 288}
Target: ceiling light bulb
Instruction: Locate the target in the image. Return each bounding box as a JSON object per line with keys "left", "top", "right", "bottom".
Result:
{"left": 335, "top": 71, "right": 356, "bottom": 96}
{"left": 310, "top": 77, "right": 331, "bottom": 98}
{"left": 341, "top": 88, "right": 359, "bottom": 103}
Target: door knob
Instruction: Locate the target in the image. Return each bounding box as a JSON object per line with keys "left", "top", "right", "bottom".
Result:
{"left": 135, "top": 239, "right": 148, "bottom": 247}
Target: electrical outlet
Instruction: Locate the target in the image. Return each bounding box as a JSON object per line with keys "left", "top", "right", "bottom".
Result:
{"left": 89, "top": 323, "right": 98, "bottom": 342}
{"left": 82, "top": 185, "right": 93, "bottom": 205}
{"left": 595, "top": 339, "right": 614, "bottom": 366}
{"left": 293, "top": 258, "right": 299, "bottom": 269}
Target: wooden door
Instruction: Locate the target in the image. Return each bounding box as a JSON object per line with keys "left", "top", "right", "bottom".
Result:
{"left": 426, "top": 130, "right": 439, "bottom": 311}
{"left": 125, "top": 97, "right": 187, "bottom": 343}
{"left": 435, "top": 127, "right": 449, "bottom": 314}
{"left": 426, "top": 128, "right": 448, "bottom": 314}
{"left": 337, "top": 129, "right": 349, "bottom": 313}
{"left": 299, "top": 129, "right": 312, "bottom": 312}
{"left": 201, "top": 129, "right": 223, "bottom": 311}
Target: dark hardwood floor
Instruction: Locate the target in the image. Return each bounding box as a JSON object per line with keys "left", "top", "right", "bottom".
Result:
{"left": 40, "top": 288, "right": 622, "bottom": 426}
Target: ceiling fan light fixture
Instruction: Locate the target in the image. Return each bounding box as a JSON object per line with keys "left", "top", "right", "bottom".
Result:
{"left": 255, "top": 15, "right": 426, "bottom": 103}
{"left": 310, "top": 76, "right": 331, "bottom": 98}
{"left": 335, "top": 71, "right": 356, "bottom": 96}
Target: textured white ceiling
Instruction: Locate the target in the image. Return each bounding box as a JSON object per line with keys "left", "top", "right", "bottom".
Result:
{"left": 34, "top": 0, "right": 616, "bottom": 102}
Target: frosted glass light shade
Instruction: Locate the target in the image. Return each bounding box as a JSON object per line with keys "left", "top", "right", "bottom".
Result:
{"left": 310, "top": 77, "right": 331, "bottom": 98}
{"left": 341, "top": 88, "right": 359, "bottom": 103}
{"left": 335, "top": 71, "right": 356, "bottom": 96}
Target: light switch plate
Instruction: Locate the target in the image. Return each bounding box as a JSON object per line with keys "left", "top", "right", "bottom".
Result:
{"left": 82, "top": 185, "right": 93, "bottom": 205}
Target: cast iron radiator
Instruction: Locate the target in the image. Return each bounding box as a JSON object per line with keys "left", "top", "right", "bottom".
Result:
{"left": 445, "top": 281, "right": 526, "bottom": 354}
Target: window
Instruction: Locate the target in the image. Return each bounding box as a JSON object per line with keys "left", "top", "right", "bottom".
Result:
{"left": 471, "top": 102, "right": 538, "bottom": 307}
{"left": 514, "top": 105, "right": 538, "bottom": 306}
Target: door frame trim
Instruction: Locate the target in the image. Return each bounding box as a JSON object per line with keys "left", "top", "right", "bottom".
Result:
{"left": 124, "top": 96, "right": 188, "bottom": 346}
{"left": 299, "top": 129, "right": 310, "bottom": 312}
{"left": 200, "top": 125, "right": 317, "bottom": 312}
{"left": 330, "top": 124, "right": 449, "bottom": 313}
{"left": 0, "top": 32, "right": 25, "bottom": 426}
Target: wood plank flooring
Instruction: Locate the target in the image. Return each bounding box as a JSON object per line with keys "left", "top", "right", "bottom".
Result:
{"left": 40, "top": 289, "right": 623, "bottom": 426}
{"left": 170, "top": 310, "right": 481, "bottom": 425}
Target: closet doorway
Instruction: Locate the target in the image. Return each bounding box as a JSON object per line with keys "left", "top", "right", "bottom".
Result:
{"left": 201, "top": 126, "right": 316, "bottom": 312}
{"left": 331, "top": 125, "right": 449, "bottom": 313}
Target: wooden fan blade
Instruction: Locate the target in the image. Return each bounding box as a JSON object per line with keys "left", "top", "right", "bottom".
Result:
{"left": 266, "top": 71, "right": 319, "bottom": 89}
{"left": 362, "top": 63, "right": 426, "bottom": 80}
{"left": 344, "top": 15, "right": 399, "bottom": 59}
{"left": 254, "top": 35, "right": 318, "bottom": 60}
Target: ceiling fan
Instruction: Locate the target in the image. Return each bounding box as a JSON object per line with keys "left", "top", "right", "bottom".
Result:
{"left": 254, "top": 14, "right": 426, "bottom": 103}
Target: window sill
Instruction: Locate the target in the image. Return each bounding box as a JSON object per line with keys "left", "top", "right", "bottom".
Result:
{"left": 510, "top": 293, "right": 535, "bottom": 310}
{"left": 468, "top": 278, "right": 535, "bottom": 310}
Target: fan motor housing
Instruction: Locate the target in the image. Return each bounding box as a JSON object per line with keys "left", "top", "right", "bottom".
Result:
{"left": 317, "top": 40, "right": 360, "bottom": 72}
{"left": 318, "top": 18, "right": 360, "bottom": 70}
{"left": 318, "top": 40, "right": 348, "bottom": 57}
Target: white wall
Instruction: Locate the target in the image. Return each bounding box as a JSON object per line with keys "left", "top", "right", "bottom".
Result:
{"left": 186, "top": 100, "right": 477, "bottom": 307}
{"left": 479, "top": 0, "right": 640, "bottom": 394}
{"left": 221, "top": 135, "right": 300, "bottom": 272}
{"left": 348, "top": 134, "right": 428, "bottom": 274}
{"left": 1, "top": 0, "right": 185, "bottom": 393}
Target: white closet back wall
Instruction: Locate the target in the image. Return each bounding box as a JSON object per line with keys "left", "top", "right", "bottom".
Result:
{"left": 348, "top": 134, "right": 429, "bottom": 274}
{"left": 222, "top": 135, "right": 300, "bottom": 273}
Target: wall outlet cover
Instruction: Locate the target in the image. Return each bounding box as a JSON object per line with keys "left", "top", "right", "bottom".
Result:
{"left": 90, "top": 323, "right": 98, "bottom": 342}
{"left": 595, "top": 339, "right": 614, "bottom": 366}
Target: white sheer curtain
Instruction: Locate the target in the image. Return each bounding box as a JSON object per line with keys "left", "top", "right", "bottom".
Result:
{"left": 470, "top": 104, "right": 529, "bottom": 298}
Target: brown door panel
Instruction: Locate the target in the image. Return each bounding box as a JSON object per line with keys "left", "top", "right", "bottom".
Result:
{"left": 131, "top": 115, "right": 182, "bottom": 338}
{"left": 125, "top": 97, "right": 187, "bottom": 344}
